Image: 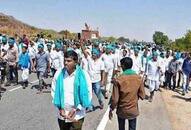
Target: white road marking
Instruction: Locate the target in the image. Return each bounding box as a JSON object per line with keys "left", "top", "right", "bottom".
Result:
{"left": 96, "top": 107, "right": 110, "bottom": 130}
{"left": 9, "top": 86, "right": 22, "bottom": 92}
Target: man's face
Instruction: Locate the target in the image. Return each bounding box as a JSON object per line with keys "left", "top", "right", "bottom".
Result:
{"left": 134, "top": 52, "right": 138, "bottom": 56}
{"left": 64, "top": 57, "right": 76, "bottom": 72}
{"left": 122, "top": 50, "right": 127, "bottom": 57}
{"left": 22, "top": 47, "right": 27, "bottom": 53}
{"left": 56, "top": 48, "right": 60, "bottom": 52}
{"left": 92, "top": 53, "right": 97, "bottom": 60}
{"left": 153, "top": 56, "right": 157, "bottom": 61}
{"left": 166, "top": 52, "right": 170, "bottom": 58}
{"left": 38, "top": 48, "right": 43, "bottom": 52}
{"left": 9, "top": 44, "right": 14, "bottom": 48}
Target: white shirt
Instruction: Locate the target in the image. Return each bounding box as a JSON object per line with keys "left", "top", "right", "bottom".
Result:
{"left": 158, "top": 57, "right": 166, "bottom": 73}
{"left": 81, "top": 57, "right": 88, "bottom": 72}
{"left": 28, "top": 45, "right": 37, "bottom": 59}
{"left": 50, "top": 50, "right": 64, "bottom": 70}
{"left": 164, "top": 56, "right": 173, "bottom": 71}
{"left": 177, "top": 58, "right": 184, "bottom": 71}
{"left": 146, "top": 60, "right": 160, "bottom": 81}
{"left": 131, "top": 55, "right": 141, "bottom": 74}
{"left": 51, "top": 69, "right": 92, "bottom": 122}
{"left": 101, "top": 53, "right": 117, "bottom": 73}
{"left": 0, "top": 44, "right": 9, "bottom": 60}
{"left": 141, "top": 56, "right": 148, "bottom": 73}
{"left": 87, "top": 56, "right": 104, "bottom": 83}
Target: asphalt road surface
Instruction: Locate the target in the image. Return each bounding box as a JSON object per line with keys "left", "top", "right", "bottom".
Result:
{"left": 0, "top": 72, "right": 172, "bottom": 130}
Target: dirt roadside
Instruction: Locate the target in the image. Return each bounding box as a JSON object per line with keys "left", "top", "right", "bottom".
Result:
{"left": 161, "top": 88, "right": 191, "bottom": 130}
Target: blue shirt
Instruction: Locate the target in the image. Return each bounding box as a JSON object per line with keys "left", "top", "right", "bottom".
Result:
{"left": 35, "top": 51, "right": 49, "bottom": 72}
{"left": 182, "top": 58, "right": 191, "bottom": 76}
{"left": 18, "top": 52, "right": 30, "bottom": 69}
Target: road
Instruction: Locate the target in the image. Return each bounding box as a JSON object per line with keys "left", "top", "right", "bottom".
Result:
{"left": 0, "top": 72, "right": 172, "bottom": 130}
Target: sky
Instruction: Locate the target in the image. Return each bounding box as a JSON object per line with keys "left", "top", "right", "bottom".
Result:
{"left": 0, "top": 0, "right": 191, "bottom": 41}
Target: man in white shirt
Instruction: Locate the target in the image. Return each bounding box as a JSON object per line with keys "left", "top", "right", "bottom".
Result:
{"left": 131, "top": 49, "right": 142, "bottom": 75}
{"left": 146, "top": 52, "right": 161, "bottom": 102}
{"left": 101, "top": 45, "right": 118, "bottom": 99}
{"left": 164, "top": 51, "right": 173, "bottom": 88}
{"left": 51, "top": 50, "right": 92, "bottom": 130}
{"left": 81, "top": 46, "right": 105, "bottom": 110}
{"left": 50, "top": 42, "right": 64, "bottom": 77}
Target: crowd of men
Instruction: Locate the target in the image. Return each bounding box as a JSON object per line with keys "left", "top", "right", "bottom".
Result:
{"left": 0, "top": 33, "right": 191, "bottom": 130}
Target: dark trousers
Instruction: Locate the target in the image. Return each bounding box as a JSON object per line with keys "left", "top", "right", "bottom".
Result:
{"left": 58, "top": 118, "right": 84, "bottom": 130}
{"left": 37, "top": 71, "right": 46, "bottom": 91}
{"left": 118, "top": 116, "right": 137, "bottom": 130}
{"left": 165, "top": 71, "right": 176, "bottom": 90}
{"left": 6, "top": 65, "right": 18, "bottom": 84}
{"left": 0, "top": 62, "right": 6, "bottom": 83}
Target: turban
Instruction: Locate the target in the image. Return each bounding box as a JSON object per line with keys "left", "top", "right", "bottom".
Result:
{"left": 152, "top": 51, "right": 158, "bottom": 57}
{"left": 134, "top": 48, "right": 139, "bottom": 53}
{"left": 38, "top": 43, "right": 44, "bottom": 49}
{"left": 55, "top": 42, "right": 62, "bottom": 49}
{"left": 47, "top": 42, "right": 52, "bottom": 47}
{"left": 176, "top": 52, "right": 181, "bottom": 60}
{"left": 8, "top": 37, "right": 15, "bottom": 45}
{"left": 2, "top": 36, "right": 7, "bottom": 44}
{"left": 92, "top": 48, "right": 100, "bottom": 57}
{"left": 106, "top": 45, "right": 114, "bottom": 51}
{"left": 160, "top": 52, "right": 165, "bottom": 58}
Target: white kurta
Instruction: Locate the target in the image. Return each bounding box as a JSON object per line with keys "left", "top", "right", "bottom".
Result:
{"left": 131, "top": 55, "right": 141, "bottom": 74}
{"left": 146, "top": 60, "right": 160, "bottom": 92}
{"left": 50, "top": 50, "right": 64, "bottom": 70}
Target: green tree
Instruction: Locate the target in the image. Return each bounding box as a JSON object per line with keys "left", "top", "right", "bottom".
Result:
{"left": 153, "top": 31, "right": 169, "bottom": 45}
{"left": 184, "top": 30, "right": 191, "bottom": 51}
{"left": 107, "top": 36, "right": 116, "bottom": 42}
{"left": 117, "top": 37, "right": 130, "bottom": 43}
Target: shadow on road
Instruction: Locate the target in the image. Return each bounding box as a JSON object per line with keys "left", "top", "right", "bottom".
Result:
{"left": 0, "top": 87, "right": 6, "bottom": 92}
{"left": 172, "top": 95, "right": 191, "bottom": 102}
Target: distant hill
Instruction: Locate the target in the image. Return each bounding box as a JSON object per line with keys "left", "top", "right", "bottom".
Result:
{"left": 0, "top": 13, "right": 76, "bottom": 39}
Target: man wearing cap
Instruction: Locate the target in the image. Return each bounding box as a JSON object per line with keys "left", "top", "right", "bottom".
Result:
{"left": 5, "top": 37, "right": 19, "bottom": 86}
{"left": 50, "top": 42, "right": 64, "bottom": 77}
{"left": 18, "top": 43, "right": 33, "bottom": 89}
{"left": 81, "top": 45, "right": 105, "bottom": 110}
{"left": 167, "top": 55, "right": 178, "bottom": 91}
{"left": 33, "top": 43, "right": 50, "bottom": 93}
{"left": 28, "top": 40, "right": 37, "bottom": 69}
{"left": 101, "top": 45, "right": 118, "bottom": 99}
{"left": 146, "top": 52, "right": 161, "bottom": 102}
{"left": 0, "top": 36, "right": 8, "bottom": 83}
{"left": 131, "top": 49, "right": 142, "bottom": 75}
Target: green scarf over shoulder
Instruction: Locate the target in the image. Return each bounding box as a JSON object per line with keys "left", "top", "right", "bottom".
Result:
{"left": 122, "top": 69, "right": 136, "bottom": 75}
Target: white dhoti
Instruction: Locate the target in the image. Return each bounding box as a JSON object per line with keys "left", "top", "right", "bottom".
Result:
{"left": 21, "top": 68, "right": 29, "bottom": 82}
{"left": 148, "top": 79, "right": 160, "bottom": 92}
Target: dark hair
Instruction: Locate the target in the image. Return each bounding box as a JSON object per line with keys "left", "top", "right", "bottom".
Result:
{"left": 123, "top": 49, "right": 127, "bottom": 53}
{"left": 120, "top": 57, "right": 133, "bottom": 70}
{"left": 64, "top": 50, "right": 78, "bottom": 62}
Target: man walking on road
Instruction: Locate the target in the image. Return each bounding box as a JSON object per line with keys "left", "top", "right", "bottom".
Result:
{"left": 51, "top": 50, "right": 92, "bottom": 130}
{"left": 33, "top": 43, "right": 50, "bottom": 93}
{"left": 5, "top": 37, "right": 19, "bottom": 86}
{"left": 81, "top": 45, "right": 105, "bottom": 110}
{"left": 109, "top": 57, "right": 145, "bottom": 130}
